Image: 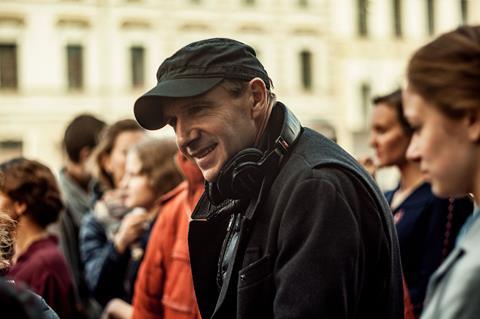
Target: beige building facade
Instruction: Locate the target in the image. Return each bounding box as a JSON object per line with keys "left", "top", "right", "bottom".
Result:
{"left": 0, "top": 0, "right": 478, "bottom": 185}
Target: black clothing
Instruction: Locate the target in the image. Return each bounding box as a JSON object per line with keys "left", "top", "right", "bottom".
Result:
{"left": 385, "top": 183, "right": 473, "bottom": 316}
{"left": 188, "top": 103, "right": 404, "bottom": 319}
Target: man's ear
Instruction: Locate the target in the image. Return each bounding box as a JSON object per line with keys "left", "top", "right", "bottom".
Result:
{"left": 467, "top": 108, "right": 480, "bottom": 143}
{"left": 79, "top": 147, "right": 92, "bottom": 164}
{"left": 248, "top": 77, "right": 268, "bottom": 115}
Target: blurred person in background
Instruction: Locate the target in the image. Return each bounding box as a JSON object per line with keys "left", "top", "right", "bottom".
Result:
{"left": 403, "top": 25, "right": 480, "bottom": 319}
{"left": 89, "top": 119, "right": 145, "bottom": 201}
{"left": 80, "top": 119, "right": 145, "bottom": 307}
{"left": 81, "top": 136, "right": 183, "bottom": 309}
{"left": 365, "top": 89, "right": 472, "bottom": 317}
{"left": 58, "top": 113, "right": 106, "bottom": 318}
{"left": 1, "top": 212, "right": 59, "bottom": 319}
{"left": 129, "top": 153, "right": 204, "bottom": 319}
{"left": 0, "top": 158, "right": 78, "bottom": 318}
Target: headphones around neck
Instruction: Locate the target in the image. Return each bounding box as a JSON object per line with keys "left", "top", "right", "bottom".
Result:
{"left": 207, "top": 104, "right": 302, "bottom": 205}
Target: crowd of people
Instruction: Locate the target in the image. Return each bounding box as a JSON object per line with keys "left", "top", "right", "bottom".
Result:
{"left": 0, "top": 24, "right": 479, "bottom": 319}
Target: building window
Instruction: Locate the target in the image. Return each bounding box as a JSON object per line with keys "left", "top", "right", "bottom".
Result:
{"left": 393, "top": 0, "right": 402, "bottom": 38}
{"left": 66, "top": 45, "right": 83, "bottom": 90}
{"left": 298, "top": 0, "right": 308, "bottom": 7}
{"left": 357, "top": 0, "right": 369, "bottom": 37}
{"left": 460, "top": 0, "right": 468, "bottom": 24}
{"left": 0, "top": 44, "right": 18, "bottom": 90}
{"left": 360, "top": 82, "right": 371, "bottom": 126}
{"left": 131, "top": 46, "right": 145, "bottom": 88}
{"left": 300, "top": 50, "right": 313, "bottom": 91}
{"left": 427, "top": 0, "right": 435, "bottom": 35}
{"left": 0, "top": 140, "right": 22, "bottom": 163}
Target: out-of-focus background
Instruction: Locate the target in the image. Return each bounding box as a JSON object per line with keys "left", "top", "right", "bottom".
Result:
{"left": 0, "top": 0, "right": 478, "bottom": 189}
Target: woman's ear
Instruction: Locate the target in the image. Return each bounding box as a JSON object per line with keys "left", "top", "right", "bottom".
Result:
{"left": 13, "top": 201, "right": 27, "bottom": 217}
{"left": 467, "top": 108, "right": 480, "bottom": 143}
{"left": 248, "top": 77, "right": 268, "bottom": 117}
{"left": 101, "top": 153, "right": 113, "bottom": 174}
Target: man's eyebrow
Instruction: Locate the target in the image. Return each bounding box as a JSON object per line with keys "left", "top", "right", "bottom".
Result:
{"left": 186, "top": 98, "right": 216, "bottom": 108}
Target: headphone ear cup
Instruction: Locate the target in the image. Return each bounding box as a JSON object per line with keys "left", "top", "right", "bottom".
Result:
{"left": 216, "top": 148, "right": 264, "bottom": 200}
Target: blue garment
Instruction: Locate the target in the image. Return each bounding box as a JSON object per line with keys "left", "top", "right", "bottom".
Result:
{"left": 421, "top": 207, "right": 480, "bottom": 319}
{"left": 79, "top": 212, "right": 153, "bottom": 306}
{"left": 385, "top": 182, "right": 473, "bottom": 317}
{"left": 455, "top": 206, "right": 480, "bottom": 245}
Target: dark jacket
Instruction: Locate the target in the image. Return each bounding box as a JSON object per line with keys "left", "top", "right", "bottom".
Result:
{"left": 0, "top": 278, "right": 59, "bottom": 319}
{"left": 80, "top": 212, "right": 153, "bottom": 306}
{"left": 57, "top": 169, "right": 102, "bottom": 319}
{"left": 188, "top": 103, "right": 404, "bottom": 319}
{"left": 385, "top": 183, "right": 472, "bottom": 316}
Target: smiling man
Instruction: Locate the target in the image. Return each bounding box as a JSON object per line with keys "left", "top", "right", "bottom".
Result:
{"left": 133, "top": 38, "right": 403, "bottom": 319}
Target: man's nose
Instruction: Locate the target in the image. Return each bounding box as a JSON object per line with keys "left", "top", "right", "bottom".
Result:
{"left": 176, "top": 119, "right": 197, "bottom": 150}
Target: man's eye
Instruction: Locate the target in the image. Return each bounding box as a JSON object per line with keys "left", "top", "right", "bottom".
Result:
{"left": 411, "top": 125, "right": 422, "bottom": 133}
{"left": 189, "top": 106, "right": 206, "bottom": 115}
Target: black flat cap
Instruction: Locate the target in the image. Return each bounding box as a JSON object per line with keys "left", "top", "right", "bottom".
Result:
{"left": 134, "top": 38, "right": 270, "bottom": 130}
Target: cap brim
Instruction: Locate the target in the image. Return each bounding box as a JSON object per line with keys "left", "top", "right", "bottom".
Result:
{"left": 134, "top": 77, "right": 223, "bottom": 130}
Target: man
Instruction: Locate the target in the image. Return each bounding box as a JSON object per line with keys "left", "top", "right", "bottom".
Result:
{"left": 58, "top": 114, "right": 105, "bottom": 318}
{"left": 134, "top": 38, "right": 403, "bottom": 319}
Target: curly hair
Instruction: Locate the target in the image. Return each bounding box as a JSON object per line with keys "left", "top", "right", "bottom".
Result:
{"left": 0, "top": 212, "right": 16, "bottom": 275}
{"left": 0, "top": 158, "right": 64, "bottom": 228}
{"left": 407, "top": 25, "right": 480, "bottom": 119}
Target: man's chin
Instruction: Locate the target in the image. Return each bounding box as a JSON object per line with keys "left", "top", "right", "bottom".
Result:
{"left": 201, "top": 169, "right": 219, "bottom": 184}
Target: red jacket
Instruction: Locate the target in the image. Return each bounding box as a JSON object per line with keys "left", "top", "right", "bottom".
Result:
{"left": 132, "top": 155, "right": 204, "bottom": 319}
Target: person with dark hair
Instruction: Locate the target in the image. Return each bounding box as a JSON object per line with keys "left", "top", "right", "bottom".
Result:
{"left": 58, "top": 113, "right": 106, "bottom": 318}
{"left": 133, "top": 38, "right": 403, "bottom": 318}
{"left": 366, "top": 89, "right": 472, "bottom": 316}
{"left": 0, "top": 158, "right": 78, "bottom": 319}
{"left": 403, "top": 25, "right": 480, "bottom": 319}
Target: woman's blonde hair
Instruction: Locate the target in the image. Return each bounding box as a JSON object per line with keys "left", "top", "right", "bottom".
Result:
{"left": 0, "top": 212, "right": 16, "bottom": 275}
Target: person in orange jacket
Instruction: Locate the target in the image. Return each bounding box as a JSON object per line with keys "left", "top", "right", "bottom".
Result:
{"left": 131, "top": 152, "right": 204, "bottom": 319}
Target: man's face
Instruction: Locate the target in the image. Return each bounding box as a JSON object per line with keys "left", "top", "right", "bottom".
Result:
{"left": 162, "top": 84, "right": 258, "bottom": 182}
